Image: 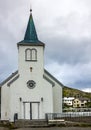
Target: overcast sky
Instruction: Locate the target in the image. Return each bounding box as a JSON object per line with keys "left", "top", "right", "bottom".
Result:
{"left": 0, "top": 0, "right": 91, "bottom": 92}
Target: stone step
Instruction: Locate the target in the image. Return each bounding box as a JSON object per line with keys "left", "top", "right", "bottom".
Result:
{"left": 15, "top": 119, "right": 48, "bottom": 128}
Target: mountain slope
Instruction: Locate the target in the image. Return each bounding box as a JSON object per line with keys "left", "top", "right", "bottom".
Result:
{"left": 63, "top": 86, "right": 91, "bottom": 99}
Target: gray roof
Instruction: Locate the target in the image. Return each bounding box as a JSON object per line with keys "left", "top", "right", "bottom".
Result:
{"left": 0, "top": 71, "right": 18, "bottom": 87}
{"left": 0, "top": 69, "right": 64, "bottom": 88}
{"left": 17, "top": 10, "right": 45, "bottom": 47}
{"left": 44, "top": 69, "right": 64, "bottom": 87}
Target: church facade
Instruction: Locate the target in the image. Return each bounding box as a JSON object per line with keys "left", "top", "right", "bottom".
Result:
{"left": 0, "top": 10, "right": 63, "bottom": 122}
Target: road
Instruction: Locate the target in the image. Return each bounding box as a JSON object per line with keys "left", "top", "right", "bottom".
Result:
{"left": 0, "top": 127, "right": 91, "bottom": 130}
{"left": 14, "top": 127, "right": 91, "bottom": 130}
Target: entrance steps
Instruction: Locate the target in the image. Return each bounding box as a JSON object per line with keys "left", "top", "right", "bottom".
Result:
{"left": 15, "top": 119, "right": 48, "bottom": 128}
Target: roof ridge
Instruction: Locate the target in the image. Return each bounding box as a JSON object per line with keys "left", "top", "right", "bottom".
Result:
{"left": 0, "top": 70, "right": 18, "bottom": 87}
{"left": 44, "top": 69, "right": 64, "bottom": 87}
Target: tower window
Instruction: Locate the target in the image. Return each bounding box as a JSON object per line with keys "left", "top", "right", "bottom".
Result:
{"left": 25, "top": 48, "right": 37, "bottom": 61}
{"left": 32, "top": 49, "right": 37, "bottom": 60}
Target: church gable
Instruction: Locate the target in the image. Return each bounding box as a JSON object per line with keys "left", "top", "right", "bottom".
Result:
{"left": 43, "top": 74, "right": 55, "bottom": 87}
{"left": 0, "top": 71, "right": 18, "bottom": 87}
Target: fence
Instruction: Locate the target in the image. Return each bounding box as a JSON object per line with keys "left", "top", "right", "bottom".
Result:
{"left": 46, "top": 112, "right": 91, "bottom": 123}
{"left": 63, "top": 107, "right": 91, "bottom": 112}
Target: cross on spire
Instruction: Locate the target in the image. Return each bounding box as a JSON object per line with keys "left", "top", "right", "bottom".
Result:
{"left": 30, "top": 2, "right": 32, "bottom": 12}
{"left": 30, "top": 9, "right": 32, "bottom": 12}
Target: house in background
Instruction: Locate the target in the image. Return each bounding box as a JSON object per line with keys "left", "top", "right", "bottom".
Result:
{"left": 63, "top": 97, "right": 74, "bottom": 106}
{"left": 73, "top": 98, "right": 88, "bottom": 108}
{"left": 0, "top": 10, "right": 63, "bottom": 122}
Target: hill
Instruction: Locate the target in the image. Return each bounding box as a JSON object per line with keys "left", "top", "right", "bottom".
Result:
{"left": 63, "top": 86, "right": 91, "bottom": 99}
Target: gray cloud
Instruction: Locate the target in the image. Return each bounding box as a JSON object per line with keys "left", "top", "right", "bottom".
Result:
{"left": 44, "top": 36, "right": 91, "bottom": 65}
{"left": 0, "top": 0, "right": 91, "bottom": 91}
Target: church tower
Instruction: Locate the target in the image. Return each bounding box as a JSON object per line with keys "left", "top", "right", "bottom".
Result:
{"left": 17, "top": 10, "right": 45, "bottom": 84}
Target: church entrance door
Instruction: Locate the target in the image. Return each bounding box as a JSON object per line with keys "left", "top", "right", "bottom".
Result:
{"left": 24, "top": 102, "right": 40, "bottom": 120}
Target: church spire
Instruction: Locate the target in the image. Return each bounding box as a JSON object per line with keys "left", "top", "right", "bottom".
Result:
{"left": 24, "top": 9, "right": 39, "bottom": 43}
{"left": 18, "top": 9, "right": 45, "bottom": 46}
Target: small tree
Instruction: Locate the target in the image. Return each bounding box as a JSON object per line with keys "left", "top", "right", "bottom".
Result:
{"left": 63, "top": 103, "right": 71, "bottom": 109}
{"left": 85, "top": 102, "right": 91, "bottom": 108}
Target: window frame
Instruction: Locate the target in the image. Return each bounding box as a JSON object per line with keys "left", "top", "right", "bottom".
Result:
{"left": 25, "top": 48, "right": 37, "bottom": 61}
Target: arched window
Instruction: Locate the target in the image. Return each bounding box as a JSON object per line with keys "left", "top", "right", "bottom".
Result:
{"left": 25, "top": 49, "right": 31, "bottom": 61}
{"left": 32, "top": 49, "right": 37, "bottom": 61}
{"left": 25, "top": 48, "right": 37, "bottom": 61}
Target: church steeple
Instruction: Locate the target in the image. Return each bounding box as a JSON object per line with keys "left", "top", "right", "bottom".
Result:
{"left": 24, "top": 9, "right": 38, "bottom": 43}
{"left": 18, "top": 9, "right": 45, "bottom": 46}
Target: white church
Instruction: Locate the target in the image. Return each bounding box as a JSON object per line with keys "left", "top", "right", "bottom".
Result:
{"left": 0, "top": 10, "right": 63, "bottom": 122}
